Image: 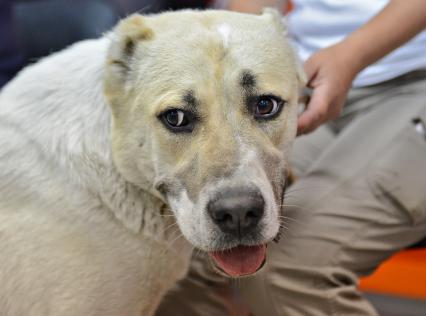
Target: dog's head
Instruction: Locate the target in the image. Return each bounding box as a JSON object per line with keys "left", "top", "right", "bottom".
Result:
{"left": 104, "top": 9, "right": 305, "bottom": 277}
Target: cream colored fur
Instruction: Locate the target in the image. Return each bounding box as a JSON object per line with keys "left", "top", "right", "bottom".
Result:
{"left": 0, "top": 9, "right": 304, "bottom": 316}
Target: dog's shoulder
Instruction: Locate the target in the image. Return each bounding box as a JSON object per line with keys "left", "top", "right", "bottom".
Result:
{"left": 0, "top": 38, "right": 113, "bottom": 213}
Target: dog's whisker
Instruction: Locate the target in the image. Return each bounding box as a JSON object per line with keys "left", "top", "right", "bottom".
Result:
{"left": 279, "top": 218, "right": 306, "bottom": 228}
{"left": 195, "top": 248, "right": 205, "bottom": 258}
{"left": 283, "top": 185, "right": 324, "bottom": 195}
{"left": 278, "top": 224, "right": 299, "bottom": 236}
{"left": 278, "top": 221, "right": 302, "bottom": 234}
{"left": 269, "top": 179, "right": 288, "bottom": 184}
{"left": 165, "top": 233, "right": 185, "bottom": 250}
{"left": 279, "top": 223, "right": 290, "bottom": 230}
{"left": 160, "top": 222, "right": 180, "bottom": 236}
{"left": 276, "top": 203, "right": 304, "bottom": 209}
{"left": 277, "top": 215, "right": 305, "bottom": 224}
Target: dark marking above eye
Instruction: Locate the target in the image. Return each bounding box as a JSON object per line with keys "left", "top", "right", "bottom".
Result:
{"left": 182, "top": 90, "right": 198, "bottom": 109}
{"left": 123, "top": 37, "right": 136, "bottom": 58}
{"left": 240, "top": 71, "right": 257, "bottom": 90}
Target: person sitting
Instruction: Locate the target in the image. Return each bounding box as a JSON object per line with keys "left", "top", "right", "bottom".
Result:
{"left": 156, "top": 1, "right": 426, "bottom": 315}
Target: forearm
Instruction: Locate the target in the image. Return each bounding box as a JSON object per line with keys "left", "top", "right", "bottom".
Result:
{"left": 338, "top": 0, "right": 426, "bottom": 76}
{"left": 227, "top": 0, "right": 286, "bottom": 13}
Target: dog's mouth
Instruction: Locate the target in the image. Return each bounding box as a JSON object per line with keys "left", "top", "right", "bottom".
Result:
{"left": 209, "top": 244, "right": 267, "bottom": 277}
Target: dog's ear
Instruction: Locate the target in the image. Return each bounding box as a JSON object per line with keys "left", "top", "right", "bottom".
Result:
{"left": 261, "top": 8, "right": 287, "bottom": 35}
{"left": 261, "top": 8, "right": 307, "bottom": 89}
{"left": 104, "top": 14, "right": 154, "bottom": 103}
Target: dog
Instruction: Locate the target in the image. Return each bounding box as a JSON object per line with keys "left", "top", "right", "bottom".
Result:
{"left": 0, "top": 9, "right": 305, "bottom": 316}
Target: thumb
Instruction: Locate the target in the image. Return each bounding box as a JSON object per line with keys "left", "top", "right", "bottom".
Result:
{"left": 297, "top": 83, "right": 330, "bottom": 135}
{"left": 303, "top": 56, "right": 318, "bottom": 85}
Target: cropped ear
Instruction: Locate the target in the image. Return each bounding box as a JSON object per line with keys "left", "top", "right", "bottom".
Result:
{"left": 261, "top": 7, "right": 287, "bottom": 36}
{"left": 262, "top": 8, "right": 307, "bottom": 89}
{"left": 104, "top": 14, "right": 154, "bottom": 102}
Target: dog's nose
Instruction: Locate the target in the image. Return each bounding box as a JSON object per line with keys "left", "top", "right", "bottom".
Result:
{"left": 207, "top": 189, "right": 265, "bottom": 237}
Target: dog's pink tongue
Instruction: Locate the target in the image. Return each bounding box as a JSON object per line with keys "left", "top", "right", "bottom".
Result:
{"left": 209, "top": 245, "right": 266, "bottom": 277}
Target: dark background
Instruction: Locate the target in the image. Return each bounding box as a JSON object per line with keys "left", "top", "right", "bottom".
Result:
{"left": 0, "top": 0, "right": 210, "bottom": 88}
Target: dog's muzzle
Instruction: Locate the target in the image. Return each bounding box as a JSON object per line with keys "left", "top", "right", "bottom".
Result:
{"left": 207, "top": 187, "right": 265, "bottom": 238}
{"left": 206, "top": 187, "right": 267, "bottom": 277}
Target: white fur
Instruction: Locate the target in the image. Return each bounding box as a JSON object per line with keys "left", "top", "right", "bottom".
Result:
{"left": 0, "top": 38, "right": 192, "bottom": 316}
{"left": 217, "top": 23, "right": 231, "bottom": 47}
{"left": 0, "top": 8, "right": 303, "bottom": 315}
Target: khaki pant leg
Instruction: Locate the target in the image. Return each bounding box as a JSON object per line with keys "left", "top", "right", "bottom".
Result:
{"left": 155, "top": 118, "right": 337, "bottom": 316}
{"left": 291, "top": 125, "right": 336, "bottom": 177}
{"left": 240, "top": 80, "right": 426, "bottom": 316}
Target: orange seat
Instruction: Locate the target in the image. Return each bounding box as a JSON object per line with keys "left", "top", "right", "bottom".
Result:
{"left": 359, "top": 249, "right": 426, "bottom": 299}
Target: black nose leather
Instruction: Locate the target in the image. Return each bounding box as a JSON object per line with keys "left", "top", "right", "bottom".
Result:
{"left": 207, "top": 188, "right": 265, "bottom": 237}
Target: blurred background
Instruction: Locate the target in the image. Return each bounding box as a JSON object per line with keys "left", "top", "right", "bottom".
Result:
{"left": 0, "top": 0, "right": 213, "bottom": 88}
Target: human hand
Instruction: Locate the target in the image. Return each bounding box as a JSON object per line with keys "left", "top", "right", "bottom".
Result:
{"left": 297, "top": 43, "right": 360, "bottom": 135}
{"left": 297, "top": 0, "right": 426, "bottom": 135}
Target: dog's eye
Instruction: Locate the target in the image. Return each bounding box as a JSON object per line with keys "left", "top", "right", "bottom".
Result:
{"left": 165, "top": 109, "right": 186, "bottom": 127}
{"left": 160, "top": 109, "right": 194, "bottom": 132}
{"left": 254, "top": 96, "right": 284, "bottom": 119}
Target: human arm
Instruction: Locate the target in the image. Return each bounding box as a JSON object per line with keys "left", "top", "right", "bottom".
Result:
{"left": 222, "top": 0, "right": 287, "bottom": 13}
{"left": 298, "top": 0, "right": 426, "bottom": 134}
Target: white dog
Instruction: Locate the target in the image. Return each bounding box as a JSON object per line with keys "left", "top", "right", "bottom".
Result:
{"left": 0, "top": 9, "right": 304, "bottom": 316}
